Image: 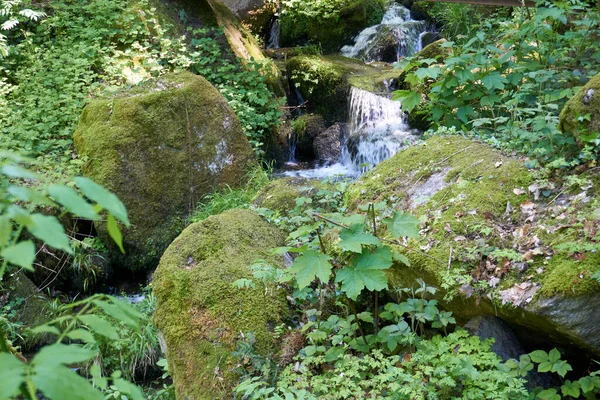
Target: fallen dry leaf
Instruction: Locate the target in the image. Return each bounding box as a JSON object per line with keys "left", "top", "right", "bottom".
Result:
{"left": 513, "top": 188, "right": 526, "bottom": 195}
{"left": 495, "top": 161, "right": 503, "bottom": 168}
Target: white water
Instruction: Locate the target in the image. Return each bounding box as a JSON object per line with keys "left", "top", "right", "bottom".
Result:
{"left": 282, "top": 88, "right": 418, "bottom": 179}
{"left": 341, "top": 4, "right": 426, "bottom": 62}
{"left": 266, "top": 19, "right": 280, "bottom": 49}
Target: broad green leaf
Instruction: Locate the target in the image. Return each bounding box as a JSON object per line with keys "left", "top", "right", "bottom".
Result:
{"left": 0, "top": 353, "right": 27, "bottom": 399}
{"left": 538, "top": 361, "right": 552, "bottom": 373}
{"left": 93, "top": 297, "right": 143, "bottom": 329}
{"left": 0, "top": 215, "right": 11, "bottom": 247}
{"left": 288, "top": 250, "right": 332, "bottom": 289}
{"left": 457, "top": 106, "right": 473, "bottom": 123}
{"left": 113, "top": 378, "right": 144, "bottom": 400}
{"left": 27, "top": 214, "right": 72, "bottom": 254}
{"left": 32, "top": 343, "right": 96, "bottom": 366}
{"left": 384, "top": 211, "right": 420, "bottom": 239}
{"left": 536, "top": 7, "right": 567, "bottom": 24}
{"left": 33, "top": 364, "right": 103, "bottom": 400}
{"left": 561, "top": 381, "right": 580, "bottom": 397}
{"left": 7, "top": 186, "right": 52, "bottom": 205}
{"left": 67, "top": 328, "right": 96, "bottom": 344}
{"left": 529, "top": 350, "right": 548, "bottom": 363}
{"left": 107, "top": 214, "right": 125, "bottom": 253}
{"left": 324, "top": 346, "right": 345, "bottom": 362}
{"left": 396, "top": 91, "right": 421, "bottom": 114}
{"left": 288, "top": 223, "right": 318, "bottom": 240}
{"left": 392, "top": 251, "right": 410, "bottom": 266}
{"left": 30, "top": 324, "right": 61, "bottom": 336}
{"left": 77, "top": 314, "right": 119, "bottom": 340}
{"left": 414, "top": 66, "right": 442, "bottom": 80}
{"left": 579, "top": 376, "right": 594, "bottom": 393}
{"left": 548, "top": 348, "right": 561, "bottom": 363}
{"left": 353, "top": 246, "right": 393, "bottom": 270}
{"left": 335, "top": 265, "right": 387, "bottom": 300}
{"left": 1, "top": 165, "right": 40, "bottom": 180}
{"left": 536, "top": 388, "right": 560, "bottom": 400}
{"left": 481, "top": 71, "right": 508, "bottom": 91}
{"left": 552, "top": 360, "right": 572, "bottom": 377}
{"left": 75, "top": 177, "right": 130, "bottom": 226}
{"left": 339, "top": 224, "right": 380, "bottom": 253}
{"left": 1, "top": 240, "right": 35, "bottom": 270}
{"left": 48, "top": 185, "right": 99, "bottom": 220}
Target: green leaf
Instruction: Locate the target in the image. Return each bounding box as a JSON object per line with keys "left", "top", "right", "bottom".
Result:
{"left": 30, "top": 324, "right": 61, "bottom": 336}
{"left": 32, "top": 343, "right": 96, "bottom": 366}
{"left": 48, "top": 185, "right": 99, "bottom": 220}
{"left": 481, "top": 71, "right": 508, "bottom": 91}
{"left": 548, "top": 348, "right": 561, "bottom": 363}
{"left": 392, "top": 251, "right": 410, "bottom": 266}
{"left": 529, "top": 350, "right": 548, "bottom": 363}
{"left": 33, "top": 364, "right": 103, "bottom": 400}
{"left": 392, "top": 90, "right": 421, "bottom": 113}
{"left": 0, "top": 215, "right": 11, "bottom": 247}
{"left": 335, "top": 247, "right": 392, "bottom": 300}
{"left": 324, "top": 346, "right": 345, "bottom": 362}
{"left": 561, "top": 380, "right": 580, "bottom": 397}
{"left": 0, "top": 353, "right": 27, "bottom": 400}
{"left": 536, "top": 388, "right": 560, "bottom": 400}
{"left": 353, "top": 246, "right": 393, "bottom": 270}
{"left": 107, "top": 214, "right": 125, "bottom": 253}
{"left": 1, "top": 165, "right": 40, "bottom": 180}
{"left": 77, "top": 314, "right": 120, "bottom": 340}
{"left": 384, "top": 211, "right": 420, "bottom": 239}
{"left": 7, "top": 186, "right": 52, "bottom": 205}
{"left": 552, "top": 360, "right": 572, "bottom": 377}
{"left": 94, "top": 297, "right": 144, "bottom": 329}
{"left": 339, "top": 224, "right": 380, "bottom": 253}
{"left": 75, "top": 177, "right": 130, "bottom": 226}
{"left": 538, "top": 361, "right": 552, "bottom": 373}
{"left": 1, "top": 240, "right": 36, "bottom": 270}
{"left": 27, "top": 214, "right": 72, "bottom": 254}
{"left": 67, "top": 329, "right": 97, "bottom": 344}
{"left": 414, "top": 67, "right": 442, "bottom": 80}
{"left": 113, "top": 378, "right": 144, "bottom": 400}
{"left": 288, "top": 250, "right": 332, "bottom": 289}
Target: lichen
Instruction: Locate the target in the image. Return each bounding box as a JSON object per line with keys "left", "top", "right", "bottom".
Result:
{"left": 74, "top": 72, "right": 255, "bottom": 272}
{"left": 152, "top": 209, "right": 288, "bottom": 400}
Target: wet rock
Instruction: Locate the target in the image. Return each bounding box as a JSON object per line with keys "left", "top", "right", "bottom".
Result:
{"left": 153, "top": 209, "right": 288, "bottom": 399}
{"left": 464, "top": 315, "right": 524, "bottom": 361}
{"left": 292, "top": 114, "right": 326, "bottom": 160}
{"left": 419, "top": 31, "right": 438, "bottom": 48}
{"left": 74, "top": 72, "right": 255, "bottom": 272}
{"left": 314, "top": 123, "right": 347, "bottom": 164}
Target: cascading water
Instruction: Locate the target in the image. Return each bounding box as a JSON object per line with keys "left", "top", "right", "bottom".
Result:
{"left": 341, "top": 3, "right": 427, "bottom": 62}
{"left": 266, "top": 18, "right": 280, "bottom": 49}
{"left": 282, "top": 88, "right": 418, "bottom": 179}
{"left": 342, "top": 87, "right": 417, "bottom": 172}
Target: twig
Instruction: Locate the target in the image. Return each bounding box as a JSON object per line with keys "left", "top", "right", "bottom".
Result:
{"left": 432, "top": 146, "right": 474, "bottom": 167}
{"left": 448, "top": 246, "right": 453, "bottom": 270}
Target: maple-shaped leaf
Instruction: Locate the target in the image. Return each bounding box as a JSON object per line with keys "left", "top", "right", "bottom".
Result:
{"left": 339, "top": 223, "right": 380, "bottom": 253}
{"left": 335, "top": 247, "right": 392, "bottom": 300}
{"left": 384, "top": 211, "right": 420, "bottom": 239}
{"left": 289, "top": 250, "right": 332, "bottom": 289}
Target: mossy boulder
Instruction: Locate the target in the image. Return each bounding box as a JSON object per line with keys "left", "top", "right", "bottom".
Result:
{"left": 414, "top": 38, "right": 451, "bottom": 62}
{"left": 559, "top": 73, "right": 600, "bottom": 145}
{"left": 292, "top": 114, "right": 327, "bottom": 160}
{"left": 280, "top": 0, "right": 385, "bottom": 52}
{"left": 254, "top": 177, "right": 330, "bottom": 216}
{"left": 153, "top": 209, "right": 288, "bottom": 399}
{"left": 287, "top": 55, "right": 400, "bottom": 122}
{"left": 347, "top": 135, "right": 600, "bottom": 355}
{"left": 74, "top": 72, "right": 255, "bottom": 272}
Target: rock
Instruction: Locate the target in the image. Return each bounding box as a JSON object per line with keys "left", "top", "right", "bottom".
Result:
{"left": 286, "top": 55, "right": 400, "bottom": 122}
{"left": 280, "top": 0, "right": 386, "bottom": 52}
{"left": 559, "top": 73, "right": 600, "bottom": 145}
{"left": 254, "top": 177, "right": 325, "bottom": 215}
{"left": 219, "top": 0, "right": 275, "bottom": 35}
{"left": 313, "top": 123, "right": 347, "bottom": 164}
{"left": 419, "top": 31, "right": 438, "bottom": 49}
{"left": 153, "top": 209, "right": 288, "bottom": 399}
{"left": 3, "top": 271, "right": 53, "bottom": 350}
{"left": 74, "top": 72, "right": 255, "bottom": 272}
{"left": 464, "top": 316, "right": 524, "bottom": 361}
{"left": 292, "top": 114, "right": 326, "bottom": 160}
{"left": 415, "top": 38, "right": 451, "bottom": 61}
{"left": 347, "top": 135, "right": 600, "bottom": 356}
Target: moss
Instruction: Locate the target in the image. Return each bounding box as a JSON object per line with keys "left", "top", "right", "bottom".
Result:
{"left": 558, "top": 73, "right": 600, "bottom": 144}
{"left": 287, "top": 55, "right": 401, "bottom": 122}
{"left": 415, "top": 38, "right": 452, "bottom": 62}
{"left": 538, "top": 254, "right": 600, "bottom": 297}
{"left": 280, "top": 0, "right": 385, "bottom": 52}
{"left": 254, "top": 177, "right": 325, "bottom": 215}
{"left": 74, "top": 72, "right": 255, "bottom": 272}
{"left": 152, "top": 209, "right": 288, "bottom": 400}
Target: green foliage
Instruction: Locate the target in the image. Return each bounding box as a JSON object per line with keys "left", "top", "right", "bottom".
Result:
{"left": 0, "top": 0, "right": 282, "bottom": 176}
{"left": 395, "top": 0, "right": 600, "bottom": 165}
{"left": 0, "top": 153, "right": 146, "bottom": 400}
{"left": 0, "top": 0, "right": 46, "bottom": 57}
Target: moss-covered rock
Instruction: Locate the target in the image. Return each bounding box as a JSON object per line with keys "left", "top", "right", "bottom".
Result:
{"left": 280, "top": 0, "right": 385, "bottom": 52}
{"left": 219, "top": 0, "right": 275, "bottom": 36}
{"left": 153, "top": 209, "right": 288, "bottom": 399}
{"left": 287, "top": 55, "right": 400, "bottom": 122}
{"left": 74, "top": 72, "right": 255, "bottom": 272}
{"left": 347, "top": 135, "right": 600, "bottom": 355}
{"left": 254, "top": 177, "right": 326, "bottom": 215}
{"left": 559, "top": 73, "right": 600, "bottom": 145}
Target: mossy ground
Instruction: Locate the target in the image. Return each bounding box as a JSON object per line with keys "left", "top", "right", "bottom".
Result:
{"left": 153, "top": 209, "right": 288, "bottom": 400}
{"left": 254, "top": 177, "right": 327, "bottom": 216}
{"left": 74, "top": 72, "right": 255, "bottom": 272}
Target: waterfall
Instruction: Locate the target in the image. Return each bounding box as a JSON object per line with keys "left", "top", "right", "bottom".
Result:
{"left": 341, "top": 4, "right": 427, "bottom": 62}
{"left": 341, "top": 87, "right": 416, "bottom": 172}
{"left": 266, "top": 18, "right": 280, "bottom": 49}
